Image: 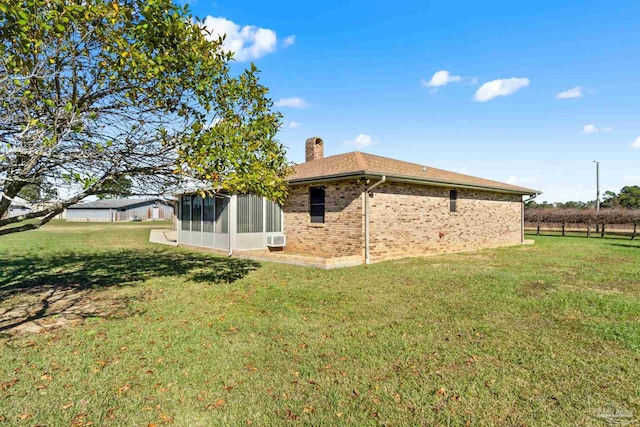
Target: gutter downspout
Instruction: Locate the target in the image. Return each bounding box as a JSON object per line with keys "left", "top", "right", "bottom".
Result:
{"left": 364, "top": 175, "right": 386, "bottom": 265}
{"left": 522, "top": 194, "right": 537, "bottom": 244}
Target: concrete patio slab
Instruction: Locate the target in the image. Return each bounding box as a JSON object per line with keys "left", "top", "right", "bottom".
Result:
{"left": 149, "top": 229, "right": 178, "bottom": 246}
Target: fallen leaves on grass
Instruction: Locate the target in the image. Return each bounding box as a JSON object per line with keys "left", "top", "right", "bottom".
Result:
{"left": 158, "top": 413, "right": 173, "bottom": 424}
{"left": 285, "top": 409, "right": 299, "bottom": 420}
{"left": 206, "top": 398, "right": 226, "bottom": 410}
{"left": 70, "top": 413, "right": 92, "bottom": 426}
{"left": 1, "top": 378, "right": 19, "bottom": 390}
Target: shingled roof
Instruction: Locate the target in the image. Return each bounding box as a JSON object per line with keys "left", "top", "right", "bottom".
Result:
{"left": 288, "top": 151, "right": 540, "bottom": 195}
{"left": 67, "top": 198, "right": 172, "bottom": 210}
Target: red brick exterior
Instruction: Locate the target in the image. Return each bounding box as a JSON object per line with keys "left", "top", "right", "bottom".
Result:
{"left": 305, "top": 137, "right": 324, "bottom": 162}
{"left": 283, "top": 181, "right": 365, "bottom": 258}
{"left": 367, "top": 182, "right": 522, "bottom": 262}
{"left": 282, "top": 180, "right": 523, "bottom": 263}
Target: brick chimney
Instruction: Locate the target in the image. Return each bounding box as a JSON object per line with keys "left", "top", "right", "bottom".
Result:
{"left": 305, "top": 137, "right": 324, "bottom": 162}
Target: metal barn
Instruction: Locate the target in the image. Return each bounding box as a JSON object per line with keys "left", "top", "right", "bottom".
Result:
{"left": 0, "top": 194, "right": 32, "bottom": 219}
{"left": 66, "top": 199, "right": 175, "bottom": 222}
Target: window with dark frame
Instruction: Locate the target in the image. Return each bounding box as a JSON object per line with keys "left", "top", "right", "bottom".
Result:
{"left": 449, "top": 189, "right": 457, "bottom": 213}
{"left": 309, "top": 187, "right": 325, "bottom": 223}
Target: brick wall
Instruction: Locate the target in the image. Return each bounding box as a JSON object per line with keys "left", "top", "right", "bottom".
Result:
{"left": 283, "top": 181, "right": 365, "bottom": 258}
{"left": 368, "top": 182, "right": 522, "bottom": 262}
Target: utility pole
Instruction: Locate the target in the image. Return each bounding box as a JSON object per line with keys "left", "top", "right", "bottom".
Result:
{"left": 594, "top": 161, "right": 600, "bottom": 233}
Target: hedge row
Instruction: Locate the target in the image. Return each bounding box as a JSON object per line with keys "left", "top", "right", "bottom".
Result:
{"left": 525, "top": 208, "right": 640, "bottom": 225}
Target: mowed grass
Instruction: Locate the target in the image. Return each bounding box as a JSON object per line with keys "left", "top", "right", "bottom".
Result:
{"left": 0, "top": 221, "right": 639, "bottom": 426}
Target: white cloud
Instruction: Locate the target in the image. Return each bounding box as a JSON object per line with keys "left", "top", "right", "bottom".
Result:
{"left": 452, "top": 167, "right": 470, "bottom": 175}
{"left": 344, "top": 134, "right": 374, "bottom": 149}
{"left": 631, "top": 136, "right": 640, "bottom": 149}
{"left": 583, "top": 124, "right": 614, "bottom": 134}
{"left": 556, "top": 86, "right": 583, "bottom": 99}
{"left": 625, "top": 175, "right": 640, "bottom": 182}
{"left": 282, "top": 35, "right": 295, "bottom": 48}
{"left": 474, "top": 78, "right": 529, "bottom": 102}
{"left": 275, "top": 97, "right": 309, "bottom": 109}
{"left": 421, "top": 70, "right": 462, "bottom": 88}
{"left": 507, "top": 176, "right": 538, "bottom": 185}
{"left": 583, "top": 124, "right": 597, "bottom": 134}
{"left": 288, "top": 121, "right": 300, "bottom": 129}
{"left": 201, "top": 16, "right": 277, "bottom": 61}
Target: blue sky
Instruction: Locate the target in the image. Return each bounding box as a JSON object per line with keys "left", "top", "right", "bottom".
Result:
{"left": 189, "top": 0, "right": 640, "bottom": 202}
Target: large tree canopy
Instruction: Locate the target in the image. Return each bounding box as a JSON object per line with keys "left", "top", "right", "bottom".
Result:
{"left": 602, "top": 186, "right": 640, "bottom": 209}
{"left": 0, "top": 0, "right": 289, "bottom": 235}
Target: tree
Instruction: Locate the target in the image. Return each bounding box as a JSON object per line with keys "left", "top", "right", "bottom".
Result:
{"left": 618, "top": 186, "right": 640, "bottom": 209}
{"left": 0, "top": 0, "right": 289, "bottom": 235}
{"left": 553, "top": 200, "right": 593, "bottom": 209}
{"left": 525, "top": 200, "right": 554, "bottom": 209}
{"left": 17, "top": 177, "right": 59, "bottom": 203}
{"left": 601, "top": 186, "right": 640, "bottom": 209}
{"left": 96, "top": 176, "right": 133, "bottom": 200}
{"left": 602, "top": 190, "right": 620, "bottom": 209}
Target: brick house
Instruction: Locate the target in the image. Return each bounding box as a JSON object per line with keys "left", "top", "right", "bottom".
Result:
{"left": 176, "top": 137, "right": 539, "bottom": 266}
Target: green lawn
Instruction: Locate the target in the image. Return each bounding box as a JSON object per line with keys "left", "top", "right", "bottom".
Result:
{"left": 1, "top": 221, "right": 639, "bottom": 425}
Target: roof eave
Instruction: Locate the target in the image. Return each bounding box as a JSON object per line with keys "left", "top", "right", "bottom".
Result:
{"left": 287, "top": 171, "right": 541, "bottom": 196}
{"left": 67, "top": 198, "right": 170, "bottom": 209}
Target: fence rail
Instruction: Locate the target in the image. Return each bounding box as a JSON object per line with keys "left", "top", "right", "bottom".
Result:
{"left": 524, "top": 209, "right": 639, "bottom": 239}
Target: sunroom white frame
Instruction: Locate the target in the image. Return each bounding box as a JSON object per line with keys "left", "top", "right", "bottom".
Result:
{"left": 176, "top": 193, "right": 284, "bottom": 253}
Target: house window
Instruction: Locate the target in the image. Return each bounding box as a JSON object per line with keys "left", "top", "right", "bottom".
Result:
{"left": 237, "top": 194, "right": 263, "bottom": 233}
{"left": 192, "top": 195, "right": 202, "bottom": 231}
{"left": 450, "top": 189, "right": 457, "bottom": 213}
{"left": 309, "top": 187, "right": 325, "bottom": 223}
{"left": 181, "top": 195, "right": 191, "bottom": 231}
{"left": 266, "top": 199, "right": 282, "bottom": 232}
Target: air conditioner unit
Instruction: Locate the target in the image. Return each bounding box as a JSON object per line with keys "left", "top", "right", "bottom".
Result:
{"left": 267, "top": 234, "right": 286, "bottom": 247}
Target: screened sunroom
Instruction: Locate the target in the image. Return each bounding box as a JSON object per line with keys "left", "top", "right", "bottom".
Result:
{"left": 176, "top": 193, "right": 284, "bottom": 252}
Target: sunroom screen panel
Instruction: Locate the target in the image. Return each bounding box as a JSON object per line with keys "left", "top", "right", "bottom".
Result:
{"left": 237, "top": 194, "right": 263, "bottom": 233}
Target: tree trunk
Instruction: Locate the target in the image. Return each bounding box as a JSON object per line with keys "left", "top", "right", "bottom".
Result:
{"left": 0, "top": 182, "right": 24, "bottom": 220}
{"left": 537, "top": 222, "right": 540, "bottom": 236}
{"left": 562, "top": 223, "right": 565, "bottom": 237}
{"left": 632, "top": 223, "right": 636, "bottom": 241}
{"left": 587, "top": 223, "right": 591, "bottom": 238}
{"left": 601, "top": 223, "right": 605, "bottom": 238}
